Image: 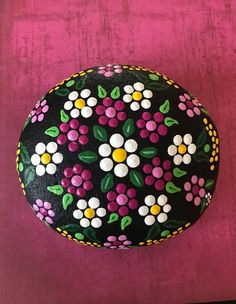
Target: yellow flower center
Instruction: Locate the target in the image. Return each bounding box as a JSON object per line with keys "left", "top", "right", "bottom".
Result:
{"left": 75, "top": 98, "right": 85, "bottom": 109}
{"left": 84, "top": 208, "right": 95, "bottom": 219}
{"left": 150, "top": 204, "right": 161, "bottom": 215}
{"left": 132, "top": 91, "right": 142, "bottom": 101}
{"left": 112, "top": 148, "right": 127, "bottom": 163}
{"left": 41, "top": 153, "right": 51, "bottom": 164}
{"left": 178, "top": 144, "right": 187, "bottom": 154}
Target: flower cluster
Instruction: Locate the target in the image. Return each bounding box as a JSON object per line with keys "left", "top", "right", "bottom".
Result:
{"left": 184, "top": 175, "right": 206, "bottom": 206}
{"left": 104, "top": 235, "right": 132, "bottom": 249}
{"left": 30, "top": 99, "right": 49, "bottom": 123}
{"left": 98, "top": 64, "right": 123, "bottom": 77}
{"left": 178, "top": 93, "right": 201, "bottom": 117}
{"left": 33, "top": 199, "right": 55, "bottom": 224}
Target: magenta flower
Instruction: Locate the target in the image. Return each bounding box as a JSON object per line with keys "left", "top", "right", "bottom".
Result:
{"left": 184, "top": 175, "right": 206, "bottom": 206}
{"left": 137, "top": 112, "right": 168, "bottom": 143}
{"left": 56, "top": 119, "right": 88, "bottom": 152}
{"left": 143, "top": 157, "right": 173, "bottom": 191}
{"left": 33, "top": 199, "right": 55, "bottom": 224}
{"left": 178, "top": 93, "right": 201, "bottom": 117}
{"left": 104, "top": 235, "right": 132, "bottom": 249}
{"left": 98, "top": 64, "right": 123, "bottom": 77}
{"left": 96, "top": 97, "right": 126, "bottom": 127}
{"left": 61, "top": 164, "right": 93, "bottom": 197}
{"left": 30, "top": 99, "right": 49, "bottom": 123}
{"left": 107, "top": 183, "right": 138, "bottom": 216}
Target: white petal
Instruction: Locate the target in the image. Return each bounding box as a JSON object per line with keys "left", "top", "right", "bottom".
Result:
{"left": 124, "top": 139, "right": 138, "bottom": 153}
{"left": 46, "top": 142, "right": 57, "bottom": 154}
{"left": 183, "top": 154, "right": 191, "bottom": 164}
{"left": 157, "top": 194, "right": 168, "bottom": 206}
{"left": 110, "top": 134, "right": 124, "bottom": 148}
{"left": 91, "top": 218, "right": 102, "bottom": 228}
{"left": 188, "top": 143, "right": 196, "bottom": 154}
{"left": 88, "top": 197, "right": 100, "bottom": 209}
{"left": 123, "top": 94, "right": 132, "bottom": 103}
{"left": 31, "top": 154, "right": 40, "bottom": 165}
{"left": 173, "top": 135, "right": 182, "bottom": 146}
{"left": 143, "top": 89, "right": 153, "bottom": 98}
{"left": 96, "top": 208, "right": 106, "bottom": 217}
{"left": 46, "top": 163, "right": 57, "bottom": 174}
{"left": 80, "top": 89, "right": 91, "bottom": 98}
{"left": 145, "top": 195, "right": 155, "bottom": 206}
{"left": 163, "top": 204, "right": 171, "bottom": 213}
{"left": 100, "top": 158, "right": 113, "bottom": 171}
{"left": 73, "top": 209, "right": 83, "bottom": 219}
{"left": 36, "top": 164, "right": 45, "bottom": 176}
{"left": 183, "top": 133, "right": 192, "bottom": 145}
{"left": 157, "top": 213, "right": 168, "bottom": 223}
{"left": 168, "top": 145, "right": 177, "bottom": 156}
{"left": 114, "top": 163, "right": 128, "bottom": 177}
{"left": 124, "top": 85, "right": 134, "bottom": 94}
{"left": 87, "top": 97, "right": 97, "bottom": 107}
{"left": 81, "top": 106, "right": 92, "bottom": 118}
{"left": 133, "top": 82, "right": 144, "bottom": 91}
{"left": 35, "top": 142, "right": 46, "bottom": 155}
{"left": 98, "top": 143, "right": 111, "bottom": 157}
{"left": 173, "top": 154, "right": 182, "bottom": 165}
{"left": 52, "top": 152, "right": 63, "bottom": 164}
{"left": 70, "top": 108, "right": 80, "bottom": 118}
{"left": 64, "top": 101, "right": 73, "bottom": 110}
{"left": 77, "top": 199, "right": 87, "bottom": 209}
{"left": 144, "top": 215, "right": 156, "bottom": 226}
{"left": 68, "top": 91, "right": 79, "bottom": 101}
{"left": 130, "top": 102, "right": 140, "bottom": 111}
{"left": 126, "top": 154, "right": 140, "bottom": 168}
{"left": 141, "top": 99, "right": 151, "bottom": 109}
{"left": 138, "top": 206, "right": 149, "bottom": 216}
{"left": 80, "top": 218, "right": 90, "bottom": 228}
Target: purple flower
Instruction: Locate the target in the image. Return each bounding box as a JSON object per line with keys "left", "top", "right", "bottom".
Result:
{"left": 184, "top": 175, "right": 206, "bottom": 206}
{"left": 98, "top": 64, "right": 123, "bottom": 77}
{"left": 104, "top": 235, "right": 132, "bottom": 249}
{"left": 33, "top": 199, "right": 55, "bottom": 224}
{"left": 30, "top": 99, "right": 49, "bottom": 123}
{"left": 178, "top": 93, "right": 201, "bottom": 117}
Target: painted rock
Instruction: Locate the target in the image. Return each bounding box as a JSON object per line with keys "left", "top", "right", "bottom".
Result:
{"left": 16, "top": 64, "right": 220, "bottom": 249}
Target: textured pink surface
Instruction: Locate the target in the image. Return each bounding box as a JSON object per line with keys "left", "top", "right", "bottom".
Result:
{"left": 0, "top": 1, "right": 235, "bottom": 303}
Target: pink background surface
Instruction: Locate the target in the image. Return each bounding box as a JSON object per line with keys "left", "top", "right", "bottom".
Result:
{"left": 0, "top": 1, "right": 236, "bottom": 303}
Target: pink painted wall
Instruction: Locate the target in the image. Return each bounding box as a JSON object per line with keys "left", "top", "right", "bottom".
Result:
{"left": 0, "top": 1, "right": 235, "bottom": 303}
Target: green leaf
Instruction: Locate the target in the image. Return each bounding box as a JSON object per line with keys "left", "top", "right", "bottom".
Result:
{"left": 121, "top": 216, "right": 132, "bottom": 230}
{"left": 83, "top": 227, "right": 99, "bottom": 242}
{"left": 55, "top": 88, "right": 70, "bottom": 96}
{"left": 20, "top": 143, "right": 30, "bottom": 164}
{"left": 65, "top": 80, "right": 75, "bottom": 87}
{"left": 129, "top": 170, "right": 144, "bottom": 188}
{"left": 193, "top": 151, "right": 209, "bottom": 162}
{"left": 204, "top": 144, "right": 210, "bottom": 153}
{"left": 45, "top": 126, "right": 59, "bottom": 137}
{"left": 75, "top": 76, "right": 87, "bottom": 91}
{"left": 47, "top": 185, "right": 64, "bottom": 195}
{"left": 23, "top": 116, "right": 30, "bottom": 130}
{"left": 101, "top": 173, "right": 114, "bottom": 193}
{"left": 62, "top": 194, "right": 73, "bottom": 210}
{"left": 131, "top": 72, "right": 148, "bottom": 83}
{"left": 108, "top": 213, "right": 119, "bottom": 223}
{"left": 78, "top": 151, "right": 98, "bottom": 163}
{"left": 140, "top": 147, "right": 158, "bottom": 158}
{"left": 146, "top": 83, "right": 169, "bottom": 91}
{"left": 144, "top": 223, "right": 161, "bottom": 241}
{"left": 97, "top": 85, "right": 107, "bottom": 98}
{"left": 61, "top": 224, "right": 81, "bottom": 232}
{"left": 110, "top": 86, "right": 120, "bottom": 99}
{"left": 165, "top": 181, "right": 181, "bottom": 193}
{"left": 159, "top": 99, "right": 170, "bottom": 114}
{"left": 149, "top": 74, "right": 159, "bottom": 81}
{"left": 60, "top": 110, "right": 69, "bottom": 122}
{"left": 164, "top": 117, "right": 179, "bottom": 126}
{"left": 163, "top": 220, "right": 187, "bottom": 229}
{"left": 173, "top": 167, "right": 187, "bottom": 178}
{"left": 24, "top": 166, "right": 35, "bottom": 187}
{"left": 160, "top": 230, "right": 170, "bottom": 237}
{"left": 93, "top": 125, "right": 108, "bottom": 142}
{"left": 197, "top": 129, "right": 207, "bottom": 148}
{"left": 201, "top": 107, "right": 209, "bottom": 115}
{"left": 200, "top": 198, "right": 207, "bottom": 214}
{"left": 205, "top": 179, "right": 214, "bottom": 190}
{"left": 75, "top": 233, "right": 84, "bottom": 240}
{"left": 122, "top": 118, "right": 135, "bottom": 137}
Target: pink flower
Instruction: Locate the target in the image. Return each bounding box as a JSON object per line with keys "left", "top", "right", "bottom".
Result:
{"left": 178, "top": 93, "right": 201, "bottom": 117}
{"left": 107, "top": 183, "right": 138, "bottom": 216}
{"left": 33, "top": 199, "right": 55, "bottom": 224}
{"left": 30, "top": 99, "right": 49, "bottom": 123}
{"left": 104, "top": 235, "right": 132, "bottom": 249}
{"left": 98, "top": 64, "right": 123, "bottom": 77}
{"left": 96, "top": 97, "right": 126, "bottom": 128}
{"left": 143, "top": 157, "right": 173, "bottom": 190}
{"left": 137, "top": 112, "right": 168, "bottom": 143}
{"left": 61, "top": 164, "right": 93, "bottom": 197}
{"left": 184, "top": 175, "right": 206, "bottom": 206}
{"left": 57, "top": 119, "right": 89, "bottom": 152}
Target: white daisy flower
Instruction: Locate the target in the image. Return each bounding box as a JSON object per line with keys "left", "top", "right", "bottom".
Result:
{"left": 31, "top": 142, "right": 63, "bottom": 176}
{"left": 123, "top": 82, "right": 153, "bottom": 111}
{"left": 98, "top": 134, "right": 140, "bottom": 177}
{"left": 138, "top": 194, "right": 171, "bottom": 225}
{"left": 64, "top": 89, "right": 97, "bottom": 118}
{"left": 73, "top": 197, "right": 106, "bottom": 228}
{"left": 167, "top": 134, "right": 196, "bottom": 165}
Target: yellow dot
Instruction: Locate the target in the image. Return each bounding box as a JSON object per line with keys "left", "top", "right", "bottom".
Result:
{"left": 172, "top": 231, "right": 178, "bottom": 235}
{"left": 167, "top": 234, "right": 172, "bottom": 238}
{"left": 210, "top": 165, "right": 215, "bottom": 171}
{"left": 112, "top": 148, "right": 127, "bottom": 163}
{"left": 61, "top": 233, "right": 66, "bottom": 237}
{"left": 153, "top": 240, "right": 158, "bottom": 244}
{"left": 150, "top": 204, "right": 161, "bottom": 215}
{"left": 215, "top": 156, "right": 219, "bottom": 161}
{"left": 139, "top": 242, "right": 145, "bottom": 246}
{"left": 68, "top": 235, "right": 72, "bottom": 239}
{"left": 87, "top": 69, "right": 93, "bottom": 73}
{"left": 174, "top": 84, "right": 179, "bottom": 89}
{"left": 213, "top": 143, "right": 216, "bottom": 149}
{"left": 208, "top": 130, "right": 213, "bottom": 136}
{"left": 178, "top": 144, "right": 187, "bottom": 154}
{"left": 206, "top": 126, "right": 209, "bottom": 131}
{"left": 203, "top": 118, "right": 208, "bottom": 124}
{"left": 185, "top": 222, "right": 191, "bottom": 227}
{"left": 216, "top": 147, "right": 219, "bottom": 153}
{"left": 55, "top": 86, "right": 60, "bottom": 90}
{"left": 216, "top": 138, "right": 219, "bottom": 144}
{"left": 59, "top": 80, "right": 65, "bottom": 85}
{"left": 63, "top": 230, "right": 68, "bottom": 234}
{"left": 147, "top": 239, "right": 152, "bottom": 243}
{"left": 209, "top": 124, "right": 213, "bottom": 130}
{"left": 87, "top": 242, "right": 92, "bottom": 245}
{"left": 73, "top": 74, "right": 79, "bottom": 78}
{"left": 123, "top": 65, "right": 128, "bottom": 68}
{"left": 167, "top": 80, "right": 172, "bottom": 85}
{"left": 56, "top": 228, "right": 62, "bottom": 232}
{"left": 41, "top": 153, "right": 51, "bottom": 164}
{"left": 129, "top": 68, "right": 134, "bottom": 70}
{"left": 213, "top": 130, "right": 217, "bottom": 136}
{"left": 21, "top": 183, "right": 24, "bottom": 189}
{"left": 84, "top": 208, "right": 95, "bottom": 219}
{"left": 75, "top": 98, "right": 85, "bottom": 109}
{"left": 211, "top": 137, "right": 215, "bottom": 142}
{"left": 178, "top": 227, "right": 183, "bottom": 231}
{"left": 210, "top": 157, "right": 214, "bottom": 163}
{"left": 49, "top": 89, "right": 53, "bottom": 93}
{"left": 132, "top": 91, "right": 142, "bottom": 101}
{"left": 212, "top": 150, "right": 216, "bottom": 156}
{"left": 16, "top": 149, "right": 20, "bottom": 155}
